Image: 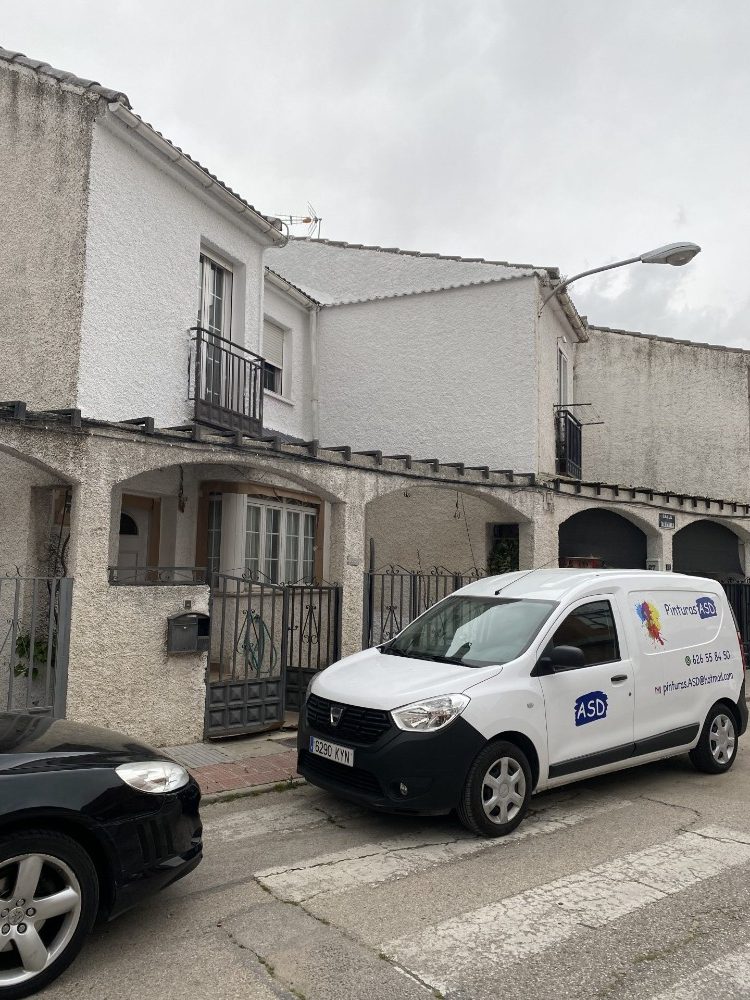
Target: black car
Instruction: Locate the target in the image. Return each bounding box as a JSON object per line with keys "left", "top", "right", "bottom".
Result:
{"left": 0, "top": 713, "right": 202, "bottom": 998}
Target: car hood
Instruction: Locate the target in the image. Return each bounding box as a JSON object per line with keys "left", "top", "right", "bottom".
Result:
{"left": 311, "top": 647, "right": 504, "bottom": 711}
{"left": 0, "top": 713, "right": 164, "bottom": 764}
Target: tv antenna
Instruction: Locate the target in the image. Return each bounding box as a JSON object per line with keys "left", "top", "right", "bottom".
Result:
{"left": 274, "top": 203, "right": 322, "bottom": 239}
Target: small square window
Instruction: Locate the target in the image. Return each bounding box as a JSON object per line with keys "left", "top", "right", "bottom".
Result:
{"left": 263, "top": 363, "right": 283, "bottom": 394}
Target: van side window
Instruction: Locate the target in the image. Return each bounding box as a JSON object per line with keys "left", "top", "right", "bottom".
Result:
{"left": 553, "top": 600, "right": 620, "bottom": 666}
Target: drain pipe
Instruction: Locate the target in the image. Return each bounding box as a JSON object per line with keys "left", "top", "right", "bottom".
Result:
{"left": 310, "top": 305, "right": 321, "bottom": 439}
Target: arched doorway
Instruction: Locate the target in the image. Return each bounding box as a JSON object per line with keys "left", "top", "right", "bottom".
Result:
{"left": 673, "top": 520, "right": 744, "bottom": 579}
{"left": 559, "top": 509, "right": 648, "bottom": 569}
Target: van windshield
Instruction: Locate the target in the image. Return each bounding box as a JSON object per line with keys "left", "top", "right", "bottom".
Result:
{"left": 380, "top": 595, "right": 557, "bottom": 668}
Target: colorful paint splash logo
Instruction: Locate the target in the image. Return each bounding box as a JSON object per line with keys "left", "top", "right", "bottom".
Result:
{"left": 635, "top": 601, "right": 665, "bottom": 646}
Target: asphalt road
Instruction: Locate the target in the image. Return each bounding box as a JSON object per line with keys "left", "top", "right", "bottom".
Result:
{"left": 45, "top": 748, "right": 750, "bottom": 1000}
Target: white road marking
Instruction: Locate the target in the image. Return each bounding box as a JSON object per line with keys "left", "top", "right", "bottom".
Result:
{"left": 382, "top": 826, "right": 750, "bottom": 996}
{"left": 202, "top": 798, "right": 363, "bottom": 843}
{"left": 651, "top": 942, "right": 750, "bottom": 999}
{"left": 255, "top": 795, "right": 631, "bottom": 902}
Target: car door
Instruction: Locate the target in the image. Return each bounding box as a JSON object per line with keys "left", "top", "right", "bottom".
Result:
{"left": 537, "top": 598, "right": 635, "bottom": 778}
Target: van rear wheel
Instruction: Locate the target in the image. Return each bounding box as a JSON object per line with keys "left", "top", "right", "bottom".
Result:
{"left": 689, "top": 702, "right": 738, "bottom": 774}
{"left": 457, "top": 740, "right": 532, "bottom": 838}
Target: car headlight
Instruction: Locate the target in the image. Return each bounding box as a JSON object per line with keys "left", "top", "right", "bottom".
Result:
{"left": 391, "top": 694, "right": 470, "bottom": 732}
{"left": 116, "top": 761, "right": 190, "bottom": 794}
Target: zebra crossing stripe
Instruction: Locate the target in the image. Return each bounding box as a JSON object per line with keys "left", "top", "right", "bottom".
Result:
{"left": 255, "top": 795, "right": 631, "bottom": 902}
{"left": 650, "top": 942, "right": 750, "bottom": 999}
{"left": 382, "top": 827, "right": 750, "bottom": 996}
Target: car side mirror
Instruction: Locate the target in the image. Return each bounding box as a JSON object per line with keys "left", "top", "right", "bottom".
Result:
{"left": 550, "top": 645, "right": 585, "bottom": 671}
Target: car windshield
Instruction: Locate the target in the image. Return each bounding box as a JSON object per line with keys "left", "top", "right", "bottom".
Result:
{"left": 380, "top": 595, "right": 557, "bottom": 667}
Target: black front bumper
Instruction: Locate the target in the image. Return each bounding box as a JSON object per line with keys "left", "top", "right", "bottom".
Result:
{"left": 106, "top": 777, "right": 203, "bottom": 919}
{"left": 737, "top": 672, "right": 749, "bottom": 736}
{"left": 298, "top": 710, "right": 485, "bottom": 815}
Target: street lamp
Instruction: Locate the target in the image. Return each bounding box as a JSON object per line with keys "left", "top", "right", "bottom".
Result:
{"left": 539, "top": 241, "right": 701, "bottom": 314}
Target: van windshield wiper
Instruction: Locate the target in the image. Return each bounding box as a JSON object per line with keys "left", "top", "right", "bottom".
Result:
{"left": 380, "top": 645, "right": 466, "bottom": 665}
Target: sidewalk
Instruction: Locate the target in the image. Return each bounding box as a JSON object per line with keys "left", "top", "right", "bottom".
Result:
{"left": 164, "top": 720, "right": 301, "bottom": 799}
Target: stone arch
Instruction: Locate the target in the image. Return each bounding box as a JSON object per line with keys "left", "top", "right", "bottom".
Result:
{"left": 558, "top": 507, "right": 652, "bottom": 569}
{"left": 673, "top": 519, "right": 747, "bottom": 579}
{"left": 364, "top": 483, "right": 532, "bottom": 573}
{"left": 0, "top": 443, "right": 75, "bottom": 578}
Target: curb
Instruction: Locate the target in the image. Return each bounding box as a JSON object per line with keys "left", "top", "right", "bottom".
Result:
{"left": 202, "top": 775, "right": 306, "bottom": 805}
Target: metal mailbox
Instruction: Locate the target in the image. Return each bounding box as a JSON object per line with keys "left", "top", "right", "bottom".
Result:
{"left": 167, "top": 612, "right": 210, "bottom": 654}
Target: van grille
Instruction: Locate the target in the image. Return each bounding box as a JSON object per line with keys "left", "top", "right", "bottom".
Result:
{"left": 298, "top": 749, "right": 382, "bottom": 796}
{"left": 306, "top": 694, "right": 391, "bottom": 745}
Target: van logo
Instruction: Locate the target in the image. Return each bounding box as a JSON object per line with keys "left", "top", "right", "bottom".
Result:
{"left": 330, "top": 705, "right": 344, "bottom": 727}
{"left": 575, "top": 691, "right": 608, "bottom": 726}
{"left": 635, "top": 601, "right": 665, "bottom": 646}
{"left": 696, "top": 597, "right": 717, "bottom": 620}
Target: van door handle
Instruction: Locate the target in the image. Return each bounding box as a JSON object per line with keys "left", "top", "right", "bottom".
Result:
{"left": 610, "top": 674, "right": 628, "bottom": 683}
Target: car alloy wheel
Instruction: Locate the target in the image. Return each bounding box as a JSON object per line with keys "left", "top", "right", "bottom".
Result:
{"left": 0, "top": 853, "right": 82, "bottom": 990}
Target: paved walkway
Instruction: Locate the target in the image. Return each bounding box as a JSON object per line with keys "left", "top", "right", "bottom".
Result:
{"left": 164, "top": 720, "right": 301, "bottom": 797}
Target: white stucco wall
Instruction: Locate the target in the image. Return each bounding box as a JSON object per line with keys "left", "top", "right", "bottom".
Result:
{"left": 77, "top": 116, "right": 269, "bottom": 426}
{"left": 0, "top": 62, "right": 97, "bottom": 410}
{"left": 261, "top": 282, "right": 315, "bottom": 440}
{"left": 537, "top": 296, "right": 579, "bottom": 477}
{"left": 316, "top": 277, "right": 541, "bottom": 471}
{"left": 365, "top": 487, "right": 523, "bottom": 570}
{"left": 576, "top": 327, "right": 750, "bottom": 499}
{"left": 265, "top": 238, "right": 538, "bottom": 304}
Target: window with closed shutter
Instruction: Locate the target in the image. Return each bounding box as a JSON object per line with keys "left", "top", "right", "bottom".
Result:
{"left": 263, "top": 319, "right": 285, "bottom": 394}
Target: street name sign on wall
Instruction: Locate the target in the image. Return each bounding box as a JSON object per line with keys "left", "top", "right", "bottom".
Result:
{"left": 659, "top": 513, "right": 676, "bottom": 529}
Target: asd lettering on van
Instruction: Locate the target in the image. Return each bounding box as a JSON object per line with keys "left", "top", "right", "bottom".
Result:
{"left": 574, "top": 691, "right": 608, "bottom": 727}
{"left": 663, "top": 596, "right": 718, "bottom": 620}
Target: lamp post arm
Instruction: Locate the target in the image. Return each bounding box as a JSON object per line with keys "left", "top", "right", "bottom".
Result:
{"left": 538, "top": 254, "right": 641, "bottom": 316}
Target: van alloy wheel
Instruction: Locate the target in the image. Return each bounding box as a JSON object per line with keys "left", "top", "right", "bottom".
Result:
{"left": 457, "top": 739, "right": 532, "bottom": 837}
{"left": 709, "top": 713, "right": 736, "bottom": 765}
{"left": 690, "top": 702, "right": 740, "bottom": 775}
{"left": 481, "top": 757, "right": 527, "bottom": 825}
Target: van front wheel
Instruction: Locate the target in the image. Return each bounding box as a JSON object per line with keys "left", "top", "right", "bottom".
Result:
{"left": 689, "top": 703, "right": 738, "bottom": 774}
{"left": 457, "top": 740, "right": 532, "bottom": 838}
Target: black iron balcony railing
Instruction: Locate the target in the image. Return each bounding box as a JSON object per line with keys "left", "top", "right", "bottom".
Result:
{"left": 555, "top": 407, "right": 583, "bottom": 479}
{"left": 108, "top": 566, "right": 208, "bottom": 586}
{"left": 189, "top": 327, "right": 264, "bottom": 436}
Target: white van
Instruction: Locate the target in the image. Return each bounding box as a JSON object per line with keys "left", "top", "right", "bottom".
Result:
{"left": 298, "top": 570, "right": 748, "bottom": 837}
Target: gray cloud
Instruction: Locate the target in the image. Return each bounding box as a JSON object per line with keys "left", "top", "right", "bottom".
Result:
{"left": 3, "top": 0, "right": 747, "bottom": 349}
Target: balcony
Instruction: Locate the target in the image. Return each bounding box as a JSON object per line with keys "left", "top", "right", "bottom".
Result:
{"left": 555, "top": 407, "right": 583, "bottom": 479}
{"left": 189, "top": 327, "right": 264, "bottom": 436}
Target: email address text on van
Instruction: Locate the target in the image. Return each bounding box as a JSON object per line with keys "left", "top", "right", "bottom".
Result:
{"left": 656, "top": 671, "right": 734, "bottom": 696}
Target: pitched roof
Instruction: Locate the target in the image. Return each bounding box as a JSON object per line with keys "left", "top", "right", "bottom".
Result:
{"left": 1, "top": 45, "right": 284, "bottom": 240}
{"left": 0, "top": 45, "right": 131, "bottom": 106}
{"left": 292, "top": 236, "right": 560, "bottom": 277}
{"left": 589, "top": 324, "right": 750, "bottom": 357}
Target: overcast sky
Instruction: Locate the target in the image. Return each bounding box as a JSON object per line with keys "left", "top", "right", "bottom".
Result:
{"left": 4, "top": 1, "right": 748, "bottom": 348}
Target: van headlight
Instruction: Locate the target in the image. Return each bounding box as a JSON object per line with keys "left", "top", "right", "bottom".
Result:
{"left": 391, "top": 694, "right": 470, "bottom": 732}
{"left": 116, "top": 761, "right": 189, "bottom": 794}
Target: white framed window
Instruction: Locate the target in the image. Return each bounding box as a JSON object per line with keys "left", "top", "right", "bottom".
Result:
{"left": 557, "top": 348, "right": 569, "bottom": 407}
{"left": 263, "top": 318, "right": 285, "bottom": 396}
{"left": 199, "top": 253, "right": 234, "bottom": 406}
{"left": 244, "top": 497, "right": 316, "bottom": 584}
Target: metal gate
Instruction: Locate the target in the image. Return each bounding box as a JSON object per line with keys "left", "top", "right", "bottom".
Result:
{"left": 0, "top": 576, "right": 73, "bottom": 718}
{"left": 724, "top": 581, "right": 750, "bottom": 659}
{"left": 205, "top": 575, "right": 342, "bottom": 738}
{"left": 362, "top": 565, "right": 486, "bottom": 648}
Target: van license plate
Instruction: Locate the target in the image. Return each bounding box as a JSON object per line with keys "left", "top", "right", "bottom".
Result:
{"left": 309, "top": 737, "right": 354, "bottom": 767}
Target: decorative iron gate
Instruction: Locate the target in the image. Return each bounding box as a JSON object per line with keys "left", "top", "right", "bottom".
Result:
{"left": 362, "top": 566, "right": 487, "bottom": 648}
{"left": 205, "top": 575, "right": 342, "bottom": 738}
{"left": 0, "top": 576, "right": 73, "bottom": 718}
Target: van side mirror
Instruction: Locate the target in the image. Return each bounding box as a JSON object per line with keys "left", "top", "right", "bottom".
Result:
{"left": 550, "top": 645, "right": 585, "bottom": 671}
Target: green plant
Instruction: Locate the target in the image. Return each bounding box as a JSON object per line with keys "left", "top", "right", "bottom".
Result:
{"left": 14, "top": 631, "right": 54, "bottom": 679}
{"left": 488, "top": 537, "right": 519, "bottom": 575}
